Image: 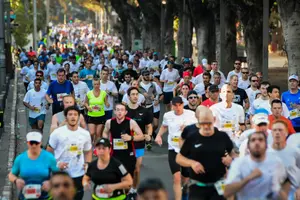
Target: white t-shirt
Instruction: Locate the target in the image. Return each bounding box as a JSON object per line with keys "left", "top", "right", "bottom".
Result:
{"left": 268, "top": 146, "right": 300, "bottom": 188}
{"left": 122, "top": 93, "right": 145, "bottom": 106}
{"left": 226, "top": 70, "right": 241, "bottom": 82}
{"left": 23, "top": 88, "right": 47, "bottom": 118}
{"left": 194, "top": 83, "right": 205, "bottom": 96}
{"left": 153, "top": 82, "right": 162, "bottom": 113}
{"left": 210, "top": 102, "right": 245, "bottom": 142}
{"left": 27, "top": 81, "right": 48, "bottom": 91}
{"left": 249, "top": 98, "right": 290, "bottom": 118}
{"left": 47, "top": 62, "right": 62, "bottom": 80}
{"left": 26, "top": 68, "right": 38, "bottom": 82}
{"left": 210, "top": 70, "right": 226, "bottom": 84}
{"left": 69, "top": 62, "right": 80, "bottom": 73}
{"left": 49, "top": 125, "right": 92, "bottom": 178}
{"left": 180, "top": 95, "right": 188, "bottom": 106}
{"left": 139, "top": 58, "right": 149, "bottom": 69}
{"left": 238, "top": 78, "right": 250, "bottom": 90}
{"left": 21, "top": 66, "right": 30, "bottom": 83}
{"left": 160, "top": 68, "right": 180, "bottom": 92}
{"left": 110, "top": 58, "right": 119, "bottom": 69}
{"left": 119, "top": 82, "right": 131, "bottom": 94}
{"left": 225, "top": 154, "right": 287, "bottom": 200}
{"left": 245, "top": 87, "right": 260, "bottom": 106}
{"left": 73, "top": 81, "right": 90, "bottom": 110}
{"left": 192, "top": 74, "right": 203, "bottom": 85}
{"left": 162, "top": 110, "right": 197, "bottom": 153}
{"left": 287, "top": 134, "right": 300, "bottom": 149}
{"left": 100, "top": 80, "right": 118, "bottom": 111}
{"left": 147, "top": 60, "right": 161, "bottom": 76}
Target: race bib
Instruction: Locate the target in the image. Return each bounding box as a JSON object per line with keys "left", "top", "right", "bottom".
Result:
{"left": 221, "top": 120, "right": 234, "bottom": 131}
{"left": 86, "top": 75, "right": 94, "bottom": 80}
{"left": 76, "top": 98, "right": 81, "bottom": 105}
{"left": 167, "top": 81, "right": 174, "bottom": 85}
{"left": 153, "top": 66, "right": 159, "bottom": 70}
{"left": 57, "top": 93, "right": 67, "bottom": 101}
{"left": 214, "top": 180, "right": 225, "bottom": 195}
{"left": 171, "top": 136, "right": 180, "bottom": 146}
{"left": 23, "top": 184, "right": 41, "bottom": 199}
{"left": 51, "top": 73, "right": 57, "bottom": 78}
{"left": 33, "top": 107, "right": 40, "bottom": 113}
{"left": 113, "top": 139, "right": 128, "bottom": 150}
{"left": 68, "top": 144, "right": 79, "bottom": 152}
{"left": 290, "top": 109, "right": 299, "bottom": 120}
{"left": 95, "top": 185, "right": 113, "bottom": 198}
{"left": 92, "top": 105, "right": 101, "bottom": 111}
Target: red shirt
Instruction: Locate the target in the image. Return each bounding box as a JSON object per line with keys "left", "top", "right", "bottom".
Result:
{"left": 193, "top": 65, "right": 204, "bottom": 77}
{"left": 268, "top": 115, "right": 296, "bottom": 135}
{"left": 201, "top": 99, "right": 217, "bottom": 108}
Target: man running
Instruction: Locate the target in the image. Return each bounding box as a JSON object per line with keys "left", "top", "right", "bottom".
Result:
{"left": 184, "top": 90, "right": 199, "bottom": 112}
{"left": 126, "top": 87, "right": 153, "bottom": 199}
{"left": 47, "top": 106, "right": 92, "bottom": 200}
{"left": 224, "top": 131, "right": 287, "bottom": 199}
{"left": 102, "top": 104, "right": 144, "bottom": 181}
{"left": 155, "top": 97, "right": 197, "bottom": 200}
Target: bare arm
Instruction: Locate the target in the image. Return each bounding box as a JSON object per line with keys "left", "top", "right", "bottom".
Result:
{"left": 46, "top": 145, "right": 54, "bottom": 154}
{"left": 176, "top": 153, "right": 196, "bottom": 168}
{"left": 79, "top": 114, "right": 87, "bottom": 129}
{"left": 157, "top": 125, "right": 168, "bottom": 138}
{"left": 104, "top": 96, "right": 110, "bottom": 107}
{"left": 45, "top": 94, "right": 53, "bottom": 104}
{"left": 130, "top": 120, "right": 144, "bottom": 141}
{"left": 23, "top": 101, "right": 34, "bottom": 111}
{"left": 82, "top": 175, "right": 91, "bottom": 187}
{"left": 102, "top": 120, "right": 111, "bottom": 138}
{"left": 8, "top": 172, "right": 18, "bottom": 183}
{"left": 84, "top": 149, "right": 92, "bottom": 163}
{"left": 50, "top": 115, "right": 59, "bottom": 133}
{"left": 145, "top": 123, "right": 153, "bottom": 136}
{"left": 110, "top": 174, "right": 133, "bottom": 191}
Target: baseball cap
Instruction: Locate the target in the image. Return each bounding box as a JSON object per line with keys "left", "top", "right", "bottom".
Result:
{"left": 171, "top": 96, "right": 184, "bottom": 105}
{"left": 183, "top": 71, "right": 190, "bottom": 78}
{"left": 183, "top": 58, "right": 190, "bottom": 64}
{"left": 254, "top": 108, "right": 269, "bottom": 115}
{"left": 187, "top": 90, "right": 198, "bottom": 97}
{"left": 95, "top": 138, "right": 111, "bottom": 147}
{"left": 288, "top": 74, "right": 299, "bottom": 82}
{"left": 252, "top": 113, "right": 269, "bottom": 125}
{"left": 26, "top": 131, "right": 42, "bottom": 142}
{"left": 153, "top": 52, "right": 158, "bottom": 56}
{"left": 209, "top": 85, "right": 219, "bottom": 92}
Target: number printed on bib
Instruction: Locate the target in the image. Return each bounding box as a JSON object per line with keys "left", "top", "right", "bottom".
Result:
{"left": 290, "top": 109, "right": 299, "bottom": 120}
{"left": 95, "top": 185, "right": 113, "bottom": 198}
{"left": 86, "top": 75, "right": 94, "bottom": 80}
{"left": 167, "top": 81, "right": 174, "bottom": 85}
{"left": 221, "top": 120, "right": 234, "bottom": 131}
{"left": 57, "top": 93, "right": 67, "bottom": 101}
{"left": 51, "top": 73, "right": 57, "bottom": 78}
{"left": 23, "top": 184, "right": 41, "bottom": 199}
{"left": 92, "top": 105, "right": 101, "bottom": 111}
{"left": 113, "top": 139, "right": 128, "bottom": 150}
{"left": 68, "top": 144, "right": 79, "bottom": 152}
{"left": 171, "top": 136, "right": 180, "bottom": 146}
{"left": 214, "top": 180, "right": 225, "bottom": 195}
{"left": 33, "top": 107, "right": 40, "bottom": 113}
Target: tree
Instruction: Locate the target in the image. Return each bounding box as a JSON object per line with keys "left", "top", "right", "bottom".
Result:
{"left": 277, "top": 0, "right": 300, "bottom": 76}
{"left": 163, "top": 0, "right": 175, "bottom": 55}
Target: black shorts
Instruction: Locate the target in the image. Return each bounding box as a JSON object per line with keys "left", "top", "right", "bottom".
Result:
{"left": 87, "top": 116, "right": 106, "bottom": 125}
{"left": 189, "top": 185, "right": 225, "bottom": 200}
{"left": 168, "top": 150, "right": 189, "bottom": 177}
{"left": 163, "top": 92, "right": 174, "bottom": 104}
{"left": 116, "top": 155, "right": 136, "bottom": 178}
{"left": 153, "top": 111, "right": 160, "bottom": 119}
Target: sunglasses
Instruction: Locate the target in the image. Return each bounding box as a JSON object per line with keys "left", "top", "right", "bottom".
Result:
{"left": 235, "top": 63, "right": 241, "bottom": 65}
{"left": 198, "top": 122, "right": 213, "bottom": 126}
{"left": 28, "top": 141, "right": 40, "bottom": 145}
{"left": 251, "top": 80, "right": 258, "bottom": 82}
{"left": 52, "top": 182, "right": 71, "bottom": 189}
{"left": 36, "top": 75, "right": 42, "bottom": 77}
{"left": 188, "top": 96, "right": 198, "bottom": 99}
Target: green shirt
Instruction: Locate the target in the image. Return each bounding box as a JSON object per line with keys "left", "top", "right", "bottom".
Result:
{"left": 87, "top": 90, "right": 107, "bottom": 117}
{"left": 55, "top": 56, "right": 63, "bottom": 64}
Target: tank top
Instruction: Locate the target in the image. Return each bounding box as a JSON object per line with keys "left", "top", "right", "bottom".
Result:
{"left": 87, "top": 90, "right": 106, "bottom": 117}
{"left": 110, "top": 117, "right": 135, "bottom": 159}
{"left": 56, "top": 111, "right": 80, "bottom": 125}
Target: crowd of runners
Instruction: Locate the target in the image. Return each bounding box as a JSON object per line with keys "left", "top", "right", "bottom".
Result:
{"left": 8, "top": 22, "right": 300, "bottom": 200}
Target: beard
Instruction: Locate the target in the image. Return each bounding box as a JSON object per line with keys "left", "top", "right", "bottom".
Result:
{"left": 251, "top": 151, "right": 262, "bottom": 158}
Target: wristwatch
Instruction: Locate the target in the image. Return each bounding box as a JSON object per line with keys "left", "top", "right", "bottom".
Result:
{"left": 131, "top": 135, "right": 134, "bottom": 141}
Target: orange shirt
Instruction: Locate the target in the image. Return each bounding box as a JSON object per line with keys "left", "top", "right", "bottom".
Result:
{"left": 268, "top": 115, "right": 296, "bottom": 135}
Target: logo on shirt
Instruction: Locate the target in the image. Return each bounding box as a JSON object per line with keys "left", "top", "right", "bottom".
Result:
{"left": 139, "top": 113, "right": 143, "bottom": 116}
{"left": 194, "top": 144, "right": 202, "bottom": 148}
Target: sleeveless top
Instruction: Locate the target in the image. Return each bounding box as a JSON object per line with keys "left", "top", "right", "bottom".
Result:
{"left": 86, "top": 90, "right": 106, "bottom": 117}
{"left": 110, "top": 117, "right": 135, "bottom": 158}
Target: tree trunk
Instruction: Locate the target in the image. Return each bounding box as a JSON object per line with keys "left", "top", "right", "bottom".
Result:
{"left": 23, "top": 0, "right": 29, "bottom": 19}
{"left": 120, "top": 19, "right": 130, "bottom": 50}
{"left": 164, "top": 0, "right": 175, "bottom": 55}
{"left": 277, "top": 0, "right": 300, "bottom": 76}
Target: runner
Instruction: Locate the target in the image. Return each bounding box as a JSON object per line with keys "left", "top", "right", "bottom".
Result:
{"left": 47, "top": 57, "right": 61, "bottom": 83}
{"left": 122, "top": 81, "right": 146, "bottom": 106}
{"left": 47, "top": 106, "right": 92, "bottom": 200}
{"left": 23, "top": 78, "right": 48, "bottom": 131}
{"left": 184, "top": 90, "right": 199, "bottom": 112}
{"left": 238, "top": 67, "right": 250, "bottom": 90}
{"left": 71, "top": 71, "right": 90, "bottom": 115}
{"left": 176, "top": 107, "right": 233, "bottom": 200}
{"left": 178, "top": 84, "right": 190, "bottom": 106}
{"left": 137, "top": 178, "right": 168, "bottom": 200}
{"left": 46, "top": 68, "right": 74, "bottom": 115}
{"left": 79, "top": 60, "right": 97, "bottom": 90}
{"left": 50, "top": 171, "right": 76, "bottom": 200}
{"left": 8, "top": 131, "right": 58, "bottom": 200}
{"left": 210, "top": 60, "right": 226, "bottom": 84}
{"left": 126, "top": 87, "right": 153, "bottom": 199}
{"left": 119, "top": 73, "right": 132, "bottom": 101}
{"left": 201, "top": 85, "right": 220, "bottom": 108}
{"left": 282, "top": 75, "right": 300, "bottom": 132}
{"left": 245, "top": 75, "right": 260, "bottom": 107}
{"left": 155, "top": 97, "right": 197, "bottom": 200}
{"left": 102, "top": 103, "right": 144, "bottom": 180}
{"left": 50, "top": 95, "right": 87, "bottom": 133}
{"left": 83, "top": 138, "right": 133, "bottom": 200}
{"left": 226, "top": 59, "right": 242, "bottom": 82}
{"left": 85, "top": 78, "right": 109, "bottom": 143}
{"left": 268, "top": 120, "right": 300, "bottom": 199}
{"left": 20, "top": 61, "right": 31, "bottom": 92}
{"left": 27, "top": 71, "right": 49, "bottom": 91}
{"left": 229, "top": 75, "right": 249, "bottom": 108}
{"left": 224, "top": 131, "right": 287, "bottom": 199}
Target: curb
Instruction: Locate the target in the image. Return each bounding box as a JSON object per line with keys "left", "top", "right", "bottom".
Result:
{"left": 1, "top": 68, "right": 18, "bottom": 200}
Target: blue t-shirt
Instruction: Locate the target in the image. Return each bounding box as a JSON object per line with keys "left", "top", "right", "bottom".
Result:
{"left": 79, "top": 68, "right": 96, "bottom": 90}
{"left": 47, "top": 80, "right": 74, "bottom": 105}
{"left": 282, "top": 90, "right": 300, "bottom": 127}
{"left": 12, "top": 150, "right": 58, "bottom": 199}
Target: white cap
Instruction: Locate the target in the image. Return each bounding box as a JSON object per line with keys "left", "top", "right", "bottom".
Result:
{"left": 289, "top": 74, "right": 299, "bottom": 82}
{"left": 202, "top": 58, "right": 208, "bottom": 65}
{"left": 252, "top": 113, "right": 269, "bottom": 125}
{"left": 26, "top": 131, "right": 42, "bottom": 142}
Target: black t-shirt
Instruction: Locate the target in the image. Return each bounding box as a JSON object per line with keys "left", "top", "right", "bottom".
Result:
{"left": 126, "top": 106, "right": 153, "bottom": 149}
{"left": 180, "top": 128, "right": 233, "bottom": 183}
{"left": 184, "top": 105, "right": 196, "bottom": 112}
{"left": 86, "top": 157, "right": 128, "bottom": 197}
{"left": 233, "top": 88, "right": 248, "bottom": 106}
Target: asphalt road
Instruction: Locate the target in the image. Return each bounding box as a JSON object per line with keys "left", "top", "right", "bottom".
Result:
{"left": 14, "top": 76, "right": 174, "bottom": 199}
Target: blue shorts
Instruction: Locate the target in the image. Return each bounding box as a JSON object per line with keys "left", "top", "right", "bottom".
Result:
{"left": 29, "top": 114, "right": 46, "bottom": 126}
{"left": 135, "top": 148, "right": 145, "bottom": 158}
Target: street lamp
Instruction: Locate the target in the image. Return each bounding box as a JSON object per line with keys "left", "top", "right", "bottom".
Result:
{"left": 160, "top": 0, "right": 166, "bottom": 58}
